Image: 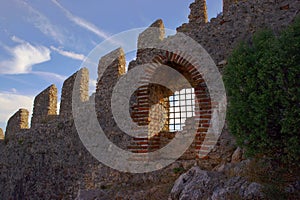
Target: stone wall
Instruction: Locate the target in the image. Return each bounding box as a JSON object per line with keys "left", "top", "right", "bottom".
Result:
{"left": 177, "top": 0, "right": 300, "bottom": 66}
{"left": 188, "top": 0, "right": 208, "bottom": 25}
{"left": 126, "top": 0, "right": 300, "bottom": 158}
{"left": 31, "top": 85, "right": 57, "bottom": 128}
{"left": 5, "top": 109, "right": 29, "bottom": 140}
{"left": 128, "top": 47, "right": 213, "bottom": 157}
{"left": 95, "top": 48, "right": 129, "bottom": 148}
{"left": 60, "top": 68, "right": 89, "bottom": 119}
{"left": 223, "top": 0, "right": 238, "bottom": 13}
{"left": 0, "top": 0, "right": 299, "bottom": 199}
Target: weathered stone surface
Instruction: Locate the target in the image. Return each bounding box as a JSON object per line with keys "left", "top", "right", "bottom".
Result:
{"left": 178, "top": 0, "right": 300, "bottom": 65}
{"left": 75, "top": 189, "right": 109, "bottom": 200}
{"left": 31, "top": 84, "right": 57, "bottom": 127}
{"left": 96, "top": 48, "right": 130, "bottom": 149}
{"left": 0, "top": 128, "right": 4, "bottom": 140}
{"left": 5, "top": 108, "right": 29, "bottom": 140}
{"left": 169, "top": 166, "right": 264, "bottom": 200}
{"left": 0, "top": 0, "right": 299, "bottom": 199}
{"left": 97, "top": 47, "right": 126, "bottom": 80}
{"left": 188, "top": 0, "right": 208, "bottom": 24}
{"left": 223, "top": 0, "right": 239, "bottom": 13}
{"left": 138, "top": 19, "right": 165, "bottom": 50}
{"left": 231, "top": 147, "right": 243, "bottom": 163}
{"left": 60, "top": 68, "right": 89, "bottom": 119}
{"left": 0, "top": 117, "right": 195, "bottom": 199}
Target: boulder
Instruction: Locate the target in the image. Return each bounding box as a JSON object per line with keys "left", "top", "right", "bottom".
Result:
{"left": 231, "top": 147, "right": 243, "bottom": 163}
{"left": 169, "top": 166, "right": 264, "bottom": 200}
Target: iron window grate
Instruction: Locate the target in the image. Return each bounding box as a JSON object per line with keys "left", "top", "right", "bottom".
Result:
{"left": 169, "top": 88, "right": 195, "bottom": 131}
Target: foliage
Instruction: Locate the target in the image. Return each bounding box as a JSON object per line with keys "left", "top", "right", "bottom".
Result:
{"left": 242, "top": 158, "right": 300, "bottom": 199}
{"left": 173, "top": 167, "right": 185, "bottom": 174}
{"left": 224, "top": 18, "right": 300, "bottom": 165}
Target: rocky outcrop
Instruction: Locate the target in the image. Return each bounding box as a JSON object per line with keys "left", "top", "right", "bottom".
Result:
{"left": 169, "top": 166, "right": 264, "bottom": 200}
{"left": 231, "top": 147, "right": 243, "bottom": 163}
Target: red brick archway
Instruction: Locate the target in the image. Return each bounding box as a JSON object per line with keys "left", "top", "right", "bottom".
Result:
{"left": 129, "top": 50, "right": 212, "bottom": 159}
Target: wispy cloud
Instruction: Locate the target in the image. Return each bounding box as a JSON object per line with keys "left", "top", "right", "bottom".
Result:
{"left": 51, "top": 0, "right": 110, "bottom": 40}
{"left": 0, "top": 36, "right": 51, "bottom": 74}
{"left": 50, "top": 46, "right": 86, "bottom": 61}
{"left": 19, "top": 0, "right": 66, "bottom": 44}
{"left": 30, "top": 71, "right": 67, "bottom": 83}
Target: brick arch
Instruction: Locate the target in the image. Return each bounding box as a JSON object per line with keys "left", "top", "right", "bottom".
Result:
{"left": 129, "top": 50, "right": 212, "bottom": 159}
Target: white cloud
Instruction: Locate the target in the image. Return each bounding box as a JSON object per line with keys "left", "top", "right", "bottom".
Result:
{"left": 89, "top": 79, "right": 97, "bottom": 94}
{"left": 30, "top": 71, "right": 67, "bottom": 83}
{"left": 0, "top": 92, "right": 34, "bottom": 131}
{"left": 20, "top": 0, "right": 66, "bottom": 44}
{"left": 11, "top": 35, "right": 26, "bottom": 44}
{"left": 51, "top": 0, "right": 110, "bottom": 40}
{"left": 0, "top": 37, "right": 51, "bottom": 74}
{"left": 50, "top": 46, "right": 86, "bottom": 61}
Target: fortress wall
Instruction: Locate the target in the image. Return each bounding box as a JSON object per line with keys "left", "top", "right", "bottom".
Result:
{"left": 0, "top": 0, "right": 299, "bottom": 198}
{"left": 129, "top": 19, "right": 169, "bottom": 130}
{"left": 95, "top": 48, "right": 130, "bottom": 148}
{"left": 60, "top": 68, "right": 89, "bottom": 119}
{"left": 127, "top": 0, "right": 300, "bottom": 158}
{"left": 5, "top": 109, "right": 29, "bottom": 140}
{"left": 178, "top": 0, "right": 300, "bottom": 65}
{"left": 31, "top": 85, "right": 57, "bottom": 128}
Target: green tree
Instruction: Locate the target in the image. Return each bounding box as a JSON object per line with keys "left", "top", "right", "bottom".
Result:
{"left": 224, "top": 18, "right": 300, "bottom": 165}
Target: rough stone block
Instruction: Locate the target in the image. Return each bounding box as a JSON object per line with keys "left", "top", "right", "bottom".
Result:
{"left": 31, "top": 84, "right": 57, "bottom": 127}
{"left": 138, "top": 19, "right": 165, "bottom": 50}
{"left": 97, "top": 48, "right": 126, "bottom": 83}
{"left": 188, "top": 0, "right": 208, "bottom": 24}
{"left": 60, "top": 68, "right": 89, "bottom": 119}
{"left": 223, "top": 0, "right": 238, "bottom": 14}
{"left": 5, "top": 108, "right": 29, "bottom": 140}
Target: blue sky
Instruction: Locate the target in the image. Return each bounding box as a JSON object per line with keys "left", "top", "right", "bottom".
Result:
{"left": 0, "top": 0, "right": 222, "bottom": 131}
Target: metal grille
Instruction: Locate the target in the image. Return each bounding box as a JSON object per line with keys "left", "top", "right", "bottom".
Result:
{"left": 169, "top": 88, "right": 195, "bottom": 131}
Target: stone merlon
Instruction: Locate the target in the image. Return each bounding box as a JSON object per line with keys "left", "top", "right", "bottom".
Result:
{"left": 5, "top": 108, "right": 29, "bottom": 140}
{"left": 97, "top": 47, "right": 126, "bottom": 84}
{"left": 0, "top": 128, "right": 4, "bottom": 140}
{"left": 31, "top": 84, "right": 58, "bottom": 127}
{"left": 188, "top": 0, "right": 208, "bottom": 24}
{"left": 138, "top": 19, "right": 165, "bottom": 50}
{"left": 60, "top": 68, "right": 89, "bottom": 119}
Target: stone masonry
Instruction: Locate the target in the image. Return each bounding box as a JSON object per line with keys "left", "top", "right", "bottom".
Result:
{"left": 0, "top": 128, "right": 4, "bottom": 140}
{"left": 0, "top": 0, "right": 299, "bottom": 199}
{"left": 5, "top": 109, "right": 29, "bottom": 141}
{"left": 178, "top": 0, "right": 300, "bottom": 65}
{"left": 223, "top": 0, "right": 238, "bottom": 13}
{"left": 31, "top": 84, "right": 57, "bottom": 128}
{"left": 189, "top": 0, "right": 208, "bottom": 25}
{"left": 60, "top": 68, "right": 89, "bottom": 119}
{"left": 95, "top": 48, "right": 129, "bottom": 148}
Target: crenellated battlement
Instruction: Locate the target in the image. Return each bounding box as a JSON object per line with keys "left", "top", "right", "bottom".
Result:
{"left": 0, "top": 0, "right": 299, "bottom": 198}
{"left": 2, "top": 0, "right": 298, "bottom": 143}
